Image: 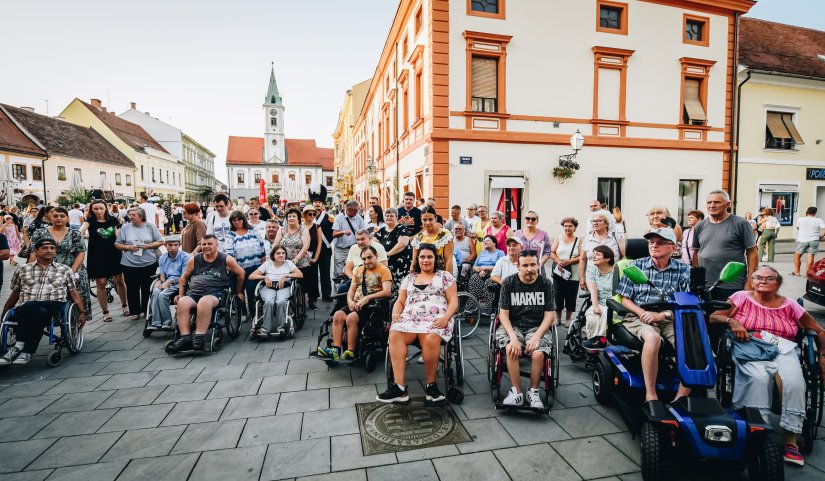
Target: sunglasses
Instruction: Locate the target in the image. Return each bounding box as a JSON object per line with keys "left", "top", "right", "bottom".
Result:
{"left": 248, "top": 212, "right": 260, "bottom": 216}
{"left": 525, "top": 217, "right": 537, "bottom": 221}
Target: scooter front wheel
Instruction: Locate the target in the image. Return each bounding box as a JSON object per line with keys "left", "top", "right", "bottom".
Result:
{"left": 640, "top": 422, "right": 663, "bottom": 481}
{"left": 747, "top": 435, "right": 783, "bottom": 481}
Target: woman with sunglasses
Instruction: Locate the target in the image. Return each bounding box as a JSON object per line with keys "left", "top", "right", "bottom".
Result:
{"left": 513, "top": 210, "right": 552, "bottom": 277}
{"left": 300, "top": 205, "right": 322, "bottom": 310}
{"left": 247, "top": 208, "right": 267, "bottom": 239}
{"left": 710, "top": 265, "right": 825, "bottom": 467}
{"left": 225, "top": 211, "right": 267, "bottom": 318}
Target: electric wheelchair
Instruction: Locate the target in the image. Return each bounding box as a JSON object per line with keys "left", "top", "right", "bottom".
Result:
{"left": 249, "top": 279, "right": 306, "bottom": 340}
{"left": 1, "top": 302, "right": 84, "bottom": 367}
{"left": 164, "top": 284, "right": 243, "bottom": 355}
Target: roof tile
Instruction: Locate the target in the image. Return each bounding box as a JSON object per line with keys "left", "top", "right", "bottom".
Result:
{"left": 740, "top": 18, "right": 825, "bottom": 79}
{"left": 79, "top": 100, "right": 168, "bottom": 154}
{"left": 0, "top": 107, "right": 46, "bottom": 157}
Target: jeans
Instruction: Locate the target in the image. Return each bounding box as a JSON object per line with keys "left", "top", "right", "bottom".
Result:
{"left": 122, "top": 264, "right": 158, "bottom": 315}
{"left": 243, "top": 265, "right": 261, "bottom": 318}
{"left": 149, "top": 286, "right": 178, "bottom": 326}
{"left": 758, "top": 229, "right": 777, "bottom": 262}
{"left": 12, "top": 301, "right": 65, "bottom": 354}
{"left": 334, "top": 245, "right": 351, "bottom": 278}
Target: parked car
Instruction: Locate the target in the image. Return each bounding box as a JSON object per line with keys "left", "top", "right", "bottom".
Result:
{"left": 804, "top": 257, "right": 825, "bottom": 306}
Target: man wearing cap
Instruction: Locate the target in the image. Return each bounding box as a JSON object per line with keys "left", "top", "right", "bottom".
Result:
{"left": 0, "top": 238, "right": 87, "bottom": 365}
{"left": 616, "top": 227, "right": 691, "bottom": 402}
{"left": 148, "top": 236, "right": 191, "bottom": 328}
{"left": 491, "top": 237, "right": 522, "bottom": 285}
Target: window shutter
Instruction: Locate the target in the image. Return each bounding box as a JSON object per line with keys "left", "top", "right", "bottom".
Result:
{"left": 766, "top": 112, "right": 791, "bottom": 139}
{"left": 781, "top": 113, "right": 804, "bottom": 144}
{"left": 683, "top": 79, "right": 706, "bottom": 122}
{"left": 472, "top": 57, "right": 497, "bottom": 99}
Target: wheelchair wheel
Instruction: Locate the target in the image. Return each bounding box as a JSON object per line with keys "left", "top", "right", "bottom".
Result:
{"left": 61, "top": 304, "right": 83, "bottom": 354}
{"left": 365, "top": 351, "right": 379, "bottom": 373}
{"left": 551, "top": 326, "right": 560, "bottom": 389}
{"left": 46, "top": 349, "right": 63, "bottom": 367}
{"left": 384, "top": 343, "right": 394, "bottom": 388}
{"left": 225, "top": 296, "right": 242, "bottom": 339}
{"left": 448, "top": 387, "right": 464, "bottom": 404}
{"left": 640, "top": 422, "right": 664, "bottom": 481}
{"left": 293, "top": 283, "right": 306, "bottom": 330}
{"left": 211, "top": 330, "right": 223, "bottom": 352}
{"left": 746, "top": 435, "right": 783, "bottom": 481}
{"left": 455, "top": 292, "right": 480, "bottom": 339}
{"left": 1, "top": 310, "right": 16, "bottom": 354}
{"left": 592, "top": 358, "right": 612, "bottom": 405}
{"left": 800, "top": 334, "right": 823, "bottom": 454}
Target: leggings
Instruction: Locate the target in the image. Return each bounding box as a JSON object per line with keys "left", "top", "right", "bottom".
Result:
{"left": 122, "top": 263, "right": 158, "bottom": 315}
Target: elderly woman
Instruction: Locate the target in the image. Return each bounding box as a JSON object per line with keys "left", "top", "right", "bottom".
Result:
{"left": 513, "top": 211, "right": 551, "bottom": 276}
{"left": 374, "top": 207, "right": 412, "bottom": 289}
{"left": 647, "top": 204, "right": 683, "bottom": 242}
{"left": 710, "top": 265, "right": 825, "bottom": 466}
{"left": 274, "top": 208, "right": 311, "bottom": 270}
{"left": 551, "top": 217, "right": 581, "bottom": 325}
{"left": 411, "top": 207, "right": 454, "bottom": 274}
{"left": 378, "top": 244, "right": 458, "bottom": 404}
{"left": 485, "top": 210, "right": 511, "bottom": 252}
{"left": 225, "top": 210, "right": 267, "bottom": 318}
{"left": 579, "top": 209, "right": 624, "bottom": 291}
{"left": 180, "top": 202, "right": 206, "bottom": 254}
{"left": 451, "top": 222, "right": 476, "bottom": 277}
{"left": 248, "top": 245, "right": 303, "bottom": 338}
{"left": 28, "top": 207, "right": 92, "bottom": 318}
{"left": 581, "top": 245, "right": 616, "bottom": 349}
{"left": 468, "top": 235, "right": 505, "bottom": 308}
{"left": 114, "top": 207, "right": 164, "bottom": 320}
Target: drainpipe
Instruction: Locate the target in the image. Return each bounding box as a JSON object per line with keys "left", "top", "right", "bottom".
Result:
{"left": 41, "top": 154, "right": 49, "bottom": 204}
{"left": 733, "top": 68, "right": 751, "bottom": 215}
{"left": 729, "top": 11, "right": 740, "bottom": 212}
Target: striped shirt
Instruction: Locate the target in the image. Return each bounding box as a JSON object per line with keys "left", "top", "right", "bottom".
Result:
{"left": 10, "top": 261, "right": 77, "bottom": 306}
{"left": 225, "top": 231, "right": 266, "bottom": 269}
{"left": 616, "top": 256, "right": 690, "bottom": 305}
{"left": 729, "top": 291, "right": 804, "bottom": 341}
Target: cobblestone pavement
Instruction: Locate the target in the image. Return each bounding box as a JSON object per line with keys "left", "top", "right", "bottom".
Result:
{"left": 0, "top": 250, "right": 822, "bottom": 481}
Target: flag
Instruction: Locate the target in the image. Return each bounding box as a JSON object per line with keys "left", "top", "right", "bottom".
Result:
{"left": 259, "top": 178, "right": 267, "bottom": 203}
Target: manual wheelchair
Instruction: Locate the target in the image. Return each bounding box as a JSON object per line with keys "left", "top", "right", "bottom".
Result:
{"left": 454, "top": 262, "right": 481, "bottom": 339}
{"left": 143, "top": 275, "right": 177, "bottom": 338}
{"left": 1, "top": 302, "right": 84, "bottom": 367}
{"left": 164, "top": 285, "right": 243, "bottom": 355}
{"left": 716, "top": 324, "right": 824, "bottom": 455}
{"left": 250, "top": 279, "right": 306, "bottom": 340}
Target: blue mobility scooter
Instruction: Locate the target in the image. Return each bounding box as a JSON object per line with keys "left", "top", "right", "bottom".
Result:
{"left": 592, "top": 262, "right": 783, "bottom": 481}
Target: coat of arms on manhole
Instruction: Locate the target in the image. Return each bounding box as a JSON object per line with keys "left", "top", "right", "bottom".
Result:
{"left": 356, "top": 400, "right": 473, "bottom": 456}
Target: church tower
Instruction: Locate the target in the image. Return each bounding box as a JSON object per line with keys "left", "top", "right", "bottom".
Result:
{"left": 263, "top": 63, "right": 286, "bottom": 164}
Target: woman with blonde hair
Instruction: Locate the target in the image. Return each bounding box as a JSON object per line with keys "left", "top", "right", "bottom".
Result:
{"left": 757, "top": 207, "right": 780, "bottom": 262}
{"left": 612, "top": 207, "right": 626, "bottom": 239}
{"left": 646, "top": 204, "right": 683, "bottom": 242}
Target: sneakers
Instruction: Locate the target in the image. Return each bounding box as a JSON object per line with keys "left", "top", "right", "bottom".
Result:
{"left": 377, "top": 384, "right": 410, "bottom": 403}
{"left": 0, "top": 346, "right": 22, "bottom": 365}
{"left": 317, "top": 346, "right": 341, "bottom": 361}
{"left": 342, "top": 350, "right": 356, "bottom": 360}
{"left": 258, "top": 327, "right": 270, "bottom": 338}
{"left": 191, "top": 335, "right": 206, "bottom": 351}
{"left": 502, "top": 387, "right": 523, "bottom": 406}
{"left": 425, "top": 383, "right": 446, "bottom": 404}
{"left": 168, "top": 336, "right": 192, "bottom": 354}
{"left": 784, "top": 443, "right": 804, "bottom": 466}
{"left": 14, "top": 353, "right": 31, "bottom": 365}
{"left": 527, "top": 388, "right": 544, "bottom": 409}
{"left": 582, "top": 337, "right": 606, "bottom": 350}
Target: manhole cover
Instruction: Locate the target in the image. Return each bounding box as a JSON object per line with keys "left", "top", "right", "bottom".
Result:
{"left": 356, "top": 399, "right": 473, "bottom": 456}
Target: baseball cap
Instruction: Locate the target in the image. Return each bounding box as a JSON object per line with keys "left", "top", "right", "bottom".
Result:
{"left": 164, "top": 235, "right": 181, "bottom": 243}
{"left": 505, "top": 237, "right": 522, "bottom": 246}
{"left": 33, "top": 238, "right": 57, "bottom": 249}
{"left": 644, "top": 228, "right": 677, "bottom": 244}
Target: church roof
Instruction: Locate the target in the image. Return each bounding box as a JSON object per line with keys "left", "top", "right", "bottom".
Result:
{"left": 226, "top": 135, "right": 332, "bottom": 170}
{"left": 226, "top": 136, "right": 264, "bottom": 165}
{"left": 265, "top": 65, "right": 283, "bottom": 106}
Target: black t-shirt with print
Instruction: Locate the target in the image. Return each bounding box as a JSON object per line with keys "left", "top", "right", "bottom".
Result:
{"left": 499, "top": 274, "right": 555, "bottom": 331}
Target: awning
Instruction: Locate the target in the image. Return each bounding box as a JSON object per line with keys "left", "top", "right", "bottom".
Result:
{"left": 760, "top": 184, "right": 799, "bottom": 193}
{"left": 490, "top": 176, "right": 525, "bottom": 189}
{"left": 766, "top": 112, "right": 791, "bottom": 139}
{"left": 782, "top": 113, "right": 804, "bottom": 144}
{"left": 683, "top": 79, "right": 706, "bottom": 123}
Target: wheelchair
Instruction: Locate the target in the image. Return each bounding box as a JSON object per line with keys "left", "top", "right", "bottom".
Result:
{"left": 487, "top": 314, "right": 559, "bottom": 413}
{"left": 716, "top": 326, "right": 824, "bottom": 455}
{"left": 143, "top": 275, "right": 177, "bottom": 338}
{"left": 309, "top": 295, "right": 392, "bottom": 372}
{"left": 250, "top": 279, "right": 306, "bottom": 340}
{"left": 164, "top": 285, "right": 243, "bottom": 355}
{"left": 384, "top": 316, "right": 464, "bottom": 404}
{"left": 454, "top": 262, "right": 481, "bottom": 339}
{"left": 1, "top": 302, "right": 84, "bottom": 367}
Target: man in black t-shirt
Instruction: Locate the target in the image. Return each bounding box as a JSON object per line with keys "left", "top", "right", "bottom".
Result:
{"left": 495, "top": 250, "right": 556, "bottom": 409}
{"left": 397, "top": 191, "right": 422, "bottom": 235}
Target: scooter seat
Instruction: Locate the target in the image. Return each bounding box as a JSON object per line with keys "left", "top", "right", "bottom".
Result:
{"left": 610, "top": 323, "right": 676, "bottom": 357}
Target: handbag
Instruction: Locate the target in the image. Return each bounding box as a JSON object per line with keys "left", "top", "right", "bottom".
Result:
{"left": 731, "top": 335, "right": 778, "bottom": 364}
{"left": 553, "top": 237, "right": 578, "bottom": 281}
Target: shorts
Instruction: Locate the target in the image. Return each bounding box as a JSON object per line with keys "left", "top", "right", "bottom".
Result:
{"left": 340, "top": 304, "right": 378, "bottom": 321}
{"left": 622, "top": 314, "right": 675, "bottom": 346}
{"left": 796, "top": 240, "right": 820, "bottom": 255}
{"left": 187, "top": 290, "right": 226, "bottom": 306}
{"left": 495, "top": 325, "right": 553, "bottom": 355}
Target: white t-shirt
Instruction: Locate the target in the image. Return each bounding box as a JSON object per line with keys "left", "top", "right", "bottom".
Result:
{"left": 465, "top": 215, "right": 481, "bottom": 234}
{"left": 206, "top": 211, "right": 232, "bottom": 250}
{"left": 68, "top": 209, "right": 84, "bottom": 225}
{"left": 797, "top": 216, "right": 825, "bottom": 243}
{"left": 250, "top": 221, "right": 267, "bottom": 239}
{"left": 255, "top": 259, "right": 297, "bottom": 282}
{"left": 140, "top": 202, "right": 158, "bottom": 226}
{"left": 491, "top": 256, "right": 519, "bottom": 280}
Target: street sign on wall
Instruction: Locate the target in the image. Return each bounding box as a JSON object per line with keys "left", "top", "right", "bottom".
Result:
{"left": 459, "top": 156, "right": 472, "bottom": 165}
{"left": 806, "top": 168, "right": 825, "bottom": 180}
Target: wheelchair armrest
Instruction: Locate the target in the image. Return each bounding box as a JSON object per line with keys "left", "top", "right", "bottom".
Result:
{"left": 579, "top": 293, "right": 591, "bottom": 299}
{"left": 606, "top": 299, "right": 628, "bottom": 317}
{"left": 150, "top": 274, "right": 160, "bottom": 280}
{"left": 804, "top": 328, "right": 819, "bottom": 338}
{"left": 705, "top": 300, "right": 732, "bottom": 312}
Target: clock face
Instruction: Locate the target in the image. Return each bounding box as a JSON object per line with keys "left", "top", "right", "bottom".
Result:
{"left": 272, "top": 139, "right": 278, "bottom": 145}
{"left": 269, "top": 109, "right": 276, "bottom": 115}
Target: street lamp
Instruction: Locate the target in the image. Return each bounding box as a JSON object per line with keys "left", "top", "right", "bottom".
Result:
{"left": 558, "top": 129, "right": 585, "bottom": 170}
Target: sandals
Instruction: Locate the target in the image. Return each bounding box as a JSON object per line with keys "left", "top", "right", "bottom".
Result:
{"left": 103, "top": 311, "right": 113, "bottom": 322}
{"left": 127, "top": 315, "right": 140, "bottom": 321}
{"left": 122, "top": 305, "right": 130, "bottom": 316}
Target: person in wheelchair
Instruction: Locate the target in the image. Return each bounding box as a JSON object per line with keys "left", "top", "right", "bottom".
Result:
{"left": 318, "top": 245, "right": 392, "bottom": 361}
{"left": 710, "top": 265, "right": 825, "bottom": 466}
{"left": 496, "top": 249, "right": 556, "bottom": 409}
{"left": 581, "top": 245, "right": 616, "bottom": 349}
{"left": 379, "top": 244, "right": 459, "bottom": 404}
{"left": 148, "top": 236, "right": 190, "bottom": 329}
{"left": 616, "top": 228, "right": 691, "bottom": 403}
{"left": 248, "top": 245, "right": 303, "bottom": 338}
{"left": 168, "top": 235, "right": 246, "bottom": 353}
{"left": 490, "top": 237, "right": 521, "bottom": 285}
{"left": 0, "top": 238, "right": 87, "bottom": 365}
{"left": 335, "top": 229, "right": 388, "bottom": 299}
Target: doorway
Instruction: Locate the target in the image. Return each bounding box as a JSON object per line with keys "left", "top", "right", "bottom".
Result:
{"left": 489, "top": 176, "right": 524, "bottom": 231}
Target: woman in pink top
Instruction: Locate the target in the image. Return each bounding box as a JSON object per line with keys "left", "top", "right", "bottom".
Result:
{"left": 711, "top": 266, "right": 825, "bottom": 466}
{"left": 486, "top": 211, "right": 511, "bottom": 252}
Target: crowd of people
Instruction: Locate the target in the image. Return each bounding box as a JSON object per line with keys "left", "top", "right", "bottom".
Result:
{"left": 0, "top": 186, "right": 824, "bottom": 466}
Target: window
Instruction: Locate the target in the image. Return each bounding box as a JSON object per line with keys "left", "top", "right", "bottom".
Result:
{"left": 684, "top": 14, "right": 709, "bottom": 47}
{"left": 126, "top": 174, "right": 132, "bottom": 186}
{"left": 166, "top": 171, "right": 169, "bottom": 184}
{"left": 597, "top": 1, "right": 627, "bottom": 35}
{"left": 100, "top": 171, "right": 107, "bottom": 186}
{"left": 73, "top": 168, "right": 82, "bottom": 182}
{"left": 32, "top": 166, "right": 42, "bottom": 181}
{"left": 678, "top": 180, "right": 700, "bottom": 228}
{"left": 289, "top": 173, "right": 296, "bottom": 181}
{"left": 254, "top": 172, "right": 262, "bottom": 182}
{"left": 765, "top": 111, "right": 804, "bottom": 150}
{"left": 141, "top": 165, "right": 145, "bottom": 180}
{"left": 12, "top": 164, "right": 26, "bottom": 180}
{"left": 270, "top": 116, "right": 277, "bottom": 128}
{"left": 471, "top": 56, "right": 498, "bottom": 112}
{"left": 272, "top": 172, "right": 280, "bottom": 183}
{"left": 415, "top": 7, "right": 423, "bottom": 34}
{"left": 305, "top": 173, "right": 312, "bottom": 185}
{"left": 402, "top": 85, "right": 409, "bottom": 131}
{"left": 326, "top": 176, "right": 333, "bottom": 187}
{"left": 760, "top": 186, "right": 799, "bottom": 226}
{"left": 471, "top": 0, "right": 499, "bottom": 13}
{"left": 115, "top": 173, "right": 122, "bottom": 185}
{"left": 237, "top": 171, "right": 245, "bottom": 184}
{"left": 402, "top": 34, "right": 408, "bottom": 58}
{"left": 159, "top": 168, "right": 164, "bottom": 183}
{"left": 414, "top": 70, "right": 423, "bottom": 120}
{"left": 597, "top": 178, "right": 622, "bottom": 210}
{"left": 57, "top": 166, "right": 66, "bottom": 181}
{"left": 683, "top": 78, "right": 706, "bottom": 126}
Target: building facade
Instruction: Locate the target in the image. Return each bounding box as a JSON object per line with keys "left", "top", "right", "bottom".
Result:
{"left": 332, "top": 79, "right": 371, "bottom": 202}
{"left": 226, "top": 66, "right": 334, "bottom": 204}
{"left": 60, "top": 99, "right": 185, "bottom": 200}
{"left": 734, "top": 18, "right": 825, "bottom": 239}
{"left": 119, "top": 104, "right": 217, "bottom": 201}
{"left": 350, "top": 0, "right": 754, "bottom": 232}
{"left": 0, "top": 105, "right": 48, "bottom": 205}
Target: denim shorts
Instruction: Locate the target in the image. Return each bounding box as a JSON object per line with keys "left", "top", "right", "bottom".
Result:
{"left": 795, "top": 240, "right": 819, "bottom": 255}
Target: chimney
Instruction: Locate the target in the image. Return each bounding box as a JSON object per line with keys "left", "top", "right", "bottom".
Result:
{"left": 90, "top": 99, "right": 102, "bottom": 109}
{"left": 19, "top": 107, "right": 35, "bottom": 113}
{"left": 102, "top": 107, "right": 107, "bottom": 113}
{"left": 130, "top": 102, "right": 136, "bottom": 110}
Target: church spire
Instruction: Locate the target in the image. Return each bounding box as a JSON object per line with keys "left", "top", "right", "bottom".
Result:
{"left": 265, "top": 62, "right": 283, "bottom": 106}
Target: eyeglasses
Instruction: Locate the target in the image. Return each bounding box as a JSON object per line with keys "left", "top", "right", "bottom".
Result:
{"left": 752, "top": 275, "right": 778, "bottom": 282}
{"left": 647, "top": 240, "right": 674, "bottom": 246}
{"left": 525, "top": 217, "right": 537, "bottom": 221}
{"left": 591, "top": 219, "right": 605, "bottom": 224}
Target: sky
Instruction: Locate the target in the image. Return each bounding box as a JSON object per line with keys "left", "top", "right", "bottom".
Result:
{"left": 0, "top": 1, "right": 820, "bottom": 183}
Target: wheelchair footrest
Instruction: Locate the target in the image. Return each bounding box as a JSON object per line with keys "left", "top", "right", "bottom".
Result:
{"left": 308, "top": 351, "right": 360, "bottom": 365}
{"left": 494, "top": 401, "right": 551, "bottom": 414}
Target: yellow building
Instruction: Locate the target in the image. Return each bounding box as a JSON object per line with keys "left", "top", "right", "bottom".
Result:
{"left": 332, "top": 79, "right": 370, "bottom": 202}
{"left": 60, "top": 99, "right": 185, "bottom": 200}
{"left": 734, "top": 18, "right": 825, "bottom": 239}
